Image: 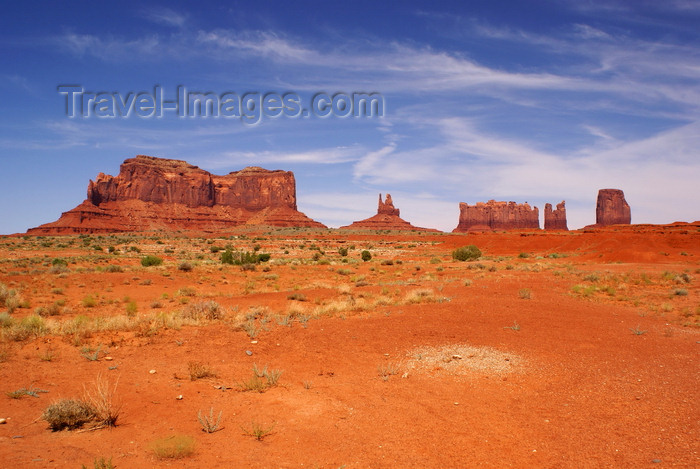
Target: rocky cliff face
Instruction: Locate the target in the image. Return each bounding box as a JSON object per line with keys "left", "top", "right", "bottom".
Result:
{"left": 452, "top": 200, "right": 540, "bottom": 232}
{"left": 596, "top": 189, "right": 631, "bottom": 226}
{"left": 29, "top": 155, "right": 325, "bottom": 234}
{"left": 544, "top": 201, "right": 568, "bottom": 230}
{"left": 340, "top": 194, "right": 438, "bottom": 231}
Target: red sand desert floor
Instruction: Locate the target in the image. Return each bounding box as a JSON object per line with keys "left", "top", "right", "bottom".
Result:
{"left": 0, "top": 225, "right": 697, "bottom": 468}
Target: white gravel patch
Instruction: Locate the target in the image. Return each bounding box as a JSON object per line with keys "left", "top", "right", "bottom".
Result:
{"left": 403, "top": 344, "right": 523, "bottom": 376}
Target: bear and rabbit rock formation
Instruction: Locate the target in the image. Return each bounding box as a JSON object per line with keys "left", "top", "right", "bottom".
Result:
{"left": 28, "top": 155, "right": 325, "bottom": 234}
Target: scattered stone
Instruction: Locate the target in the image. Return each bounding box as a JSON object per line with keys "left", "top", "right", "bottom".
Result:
{"left": 452, "top": 354, "right": 462, "bottom": 360}
{"left": 104, "top": 356, "right": 113, "bottom": 361}
{"left": 245, "top": 350, "right": 253, "bottom": 356}
{"left": 149, "top": 369, "right": 156, "bottom": 374}
{"left": 250, "top": 340, "right": 258, "bottom": 344}
{"left": 175, "top": 395, "right": 183, "bottom": 400}
{"left": 0, "top": 418, "right": 7, "bottom": 424}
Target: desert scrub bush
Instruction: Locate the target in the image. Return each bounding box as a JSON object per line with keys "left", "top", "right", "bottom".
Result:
{"left": 42, "top": 399, "right": 96, "bottom": 431}
{"left": 518, "top": 252, "right": 531, "bottom": 259}
{"left": 20, "top": 314, "right": 47, "bottom": 336}
{"left": 287, "top": 293, "right": 307, "bottom": 302}
{"left": 198, "top": 407, "right": 223, "bottom": 433}
{"left": 673, "top": 288, "right": 688, "bottom": 296}
{"left": 338, "top": 247, "right": 348, "bottom": 257}
{"left": 452, "top": 245, "right": 482, "bottom": 261}
{"left": 673, "top": 273, "right": 691, "bottom": 284}
{"left": 403, "top": 288, "right": 435, "bottom": 304}
{"left": 150, "top": 434, "right": 196, "bottom": 459}
{"left": 361, "top": 250, "right": 372, "bottom": 262}
{"left": 176, "top": 286, "right": 197, "bottom": 297}
{"left": 238, "top": 364, "right": 282, "bottom": 392}
{"left": 518, "top": 288, "right": 531, "bottom": 299}
{"left": 0, "top": 282, "right": 22, "bottom": 313}
{"left": 241, "top": 421, "right": 276, "bottom": 440}
{"left": 83, "top": 374, "right": 121, "bottom": 427}
{"left": 188, "top": 361, "right": 217, "bottom": 380}
{"left": 82, "top": 295, "right": 97, "bottom": 308}
{"left": 180, "top": 301, "right": 224, "bottom": 321}
{"left": 36, "top": 302, "right": 62, "bottom": 317}
{"left": 6, "top": 385, "right": 48, "bottom": 399}
{"left": 178, "top": 261, "right": 193, "bottom": 272}
{"left": 221, "top": 249, "right": 270, "bottom": 266}
{"left": 378, "top": 361, "right": 402, "bottom": 380}
{"left": 81, "top": 457, "right": 115, "bottom": 469}
{"left": 104, "top": 265, "right": 123, "bottom": 273}
{"left": 141, "top": 255, "right": 163, "bottom": 267}
{"left": 125, "top": 301, "right": 138, "bottom": 316}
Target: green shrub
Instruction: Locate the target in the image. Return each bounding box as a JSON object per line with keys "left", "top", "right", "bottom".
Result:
{"left": 178, "top": 261, "right": 193, "bottom": 272}
{"left": 452, "top": 245, "right": 482, "bottom": 261}
{"left": 338, "top": 247, "right": 348, "bottom": 257}
{"left": 141, "top": 255, "right": 163, "bottom": 267}
{"left": 82, "top": 295, "right": 97, "bottom": 308}
{"left": 221, "top": 249, "right": 269, "bottom": 265}
{"left": 361, "top": 250, "right": 372, "bottom": 262}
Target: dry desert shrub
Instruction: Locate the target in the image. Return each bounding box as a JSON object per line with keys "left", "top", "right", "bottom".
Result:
{"left": 42, "top": 399, "right": 96, "bottom": 431}
{"left": 150, "top": 434, "right": 196, "bottom": 459}
{"left": 180, "top": 301, "right": 224, "bottom": 321}
{"left": 197, "top": 407, "right": 223, "bottom": 433}
{"left": 403, "top": 288, "right": 436, "bottom": 304}
{"left": 83, "top": 374, "right": 121, "bottom": 427}
{"left": 188, "top": 361, "right": 217, "bottom": 380}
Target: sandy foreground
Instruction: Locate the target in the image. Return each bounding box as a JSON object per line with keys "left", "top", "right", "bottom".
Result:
{"left": 0, "top": 226, "right": 698, "bottom": 468}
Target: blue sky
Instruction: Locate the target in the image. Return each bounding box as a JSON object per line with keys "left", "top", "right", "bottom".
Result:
{"left": 1, "top": 0, "right": 698, "bottom": 233}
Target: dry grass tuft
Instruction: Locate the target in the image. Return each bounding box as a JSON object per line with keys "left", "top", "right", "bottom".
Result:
{"left": 188, "top": 361, "right": 217, "bottom": 380}
{"left": 83, "top": 374, "right": 121, "bottom": 427}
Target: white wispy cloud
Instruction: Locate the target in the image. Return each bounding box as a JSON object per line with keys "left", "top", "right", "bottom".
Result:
{"left": 203, "top": 146, "right": 364, "bottom": 169}
{"left": 141, "top": 7, "right": 188, "bottom": 28}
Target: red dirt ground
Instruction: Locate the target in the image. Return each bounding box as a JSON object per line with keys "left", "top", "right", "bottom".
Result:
{"left": 0, "top": 225, "right": 698, "bottom": 468}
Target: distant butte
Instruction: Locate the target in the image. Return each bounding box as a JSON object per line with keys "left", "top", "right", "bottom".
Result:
{"left": 452, "top": 200, "right": 540, "bottom": 232}
{"left": 544, "top": 201, "right": 568, "bottom": 230}
{"left": 339, "top": 194, "right": 439, "bottom": 231}
{"left": 28, "top": 155, "right": 325, "bottom": 234}
{"left": 596, "top": 189, "right": 631, "bottom": 226}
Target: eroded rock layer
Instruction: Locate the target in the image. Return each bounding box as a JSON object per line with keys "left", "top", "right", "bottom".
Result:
{"left": 28, "top": 155, "right": 325, "bottom": 234}
{"left": 453, "top": 200, "right": 540, "bottom": 232}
